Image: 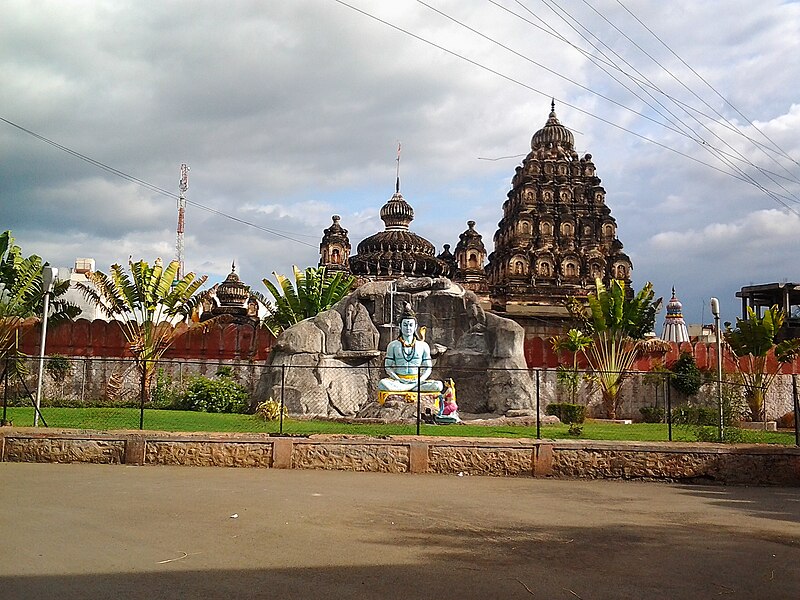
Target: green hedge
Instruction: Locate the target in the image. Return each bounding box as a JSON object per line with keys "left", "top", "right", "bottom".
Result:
{"left": 545, "top": 402, "right": 586, "bottom": 424}
{"left": 639, "top": 406, "right": 665, "bottom": 423}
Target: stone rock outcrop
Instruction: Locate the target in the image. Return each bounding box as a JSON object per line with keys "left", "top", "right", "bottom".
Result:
{"left": 253, "top": 278, "right": 540, "bottom": 419}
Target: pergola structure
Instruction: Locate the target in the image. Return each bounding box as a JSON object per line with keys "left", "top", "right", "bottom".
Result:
{"left": 736, "top": 282, "right": 800, "bottom": 341}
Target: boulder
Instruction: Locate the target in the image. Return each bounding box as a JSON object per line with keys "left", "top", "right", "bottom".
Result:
{"left": 254, "top": 277, "right": 542, "bottom": 419}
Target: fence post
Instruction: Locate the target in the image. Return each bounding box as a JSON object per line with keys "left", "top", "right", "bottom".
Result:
{"left": 416, "top": 365, "right": 421, "bottom": 436}
{"left": 280, "top": 364, "right": 286, "bottom": 435}
{"left": 536, "top": 369, "right": 541, "bottom": 440}
{"left": 2, "top": 355, "right": 8, "bottom": 425}
{"left": 793, "top": 374, "right": 799, "bottom": 448}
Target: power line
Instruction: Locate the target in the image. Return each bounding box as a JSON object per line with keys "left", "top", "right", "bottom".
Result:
{"left": 528, "top": 0, "right": 800, "bottom": 213}
{"left": 333, "top": 1, "right": 800, "bottom": 216}
{"left": 0, "top": 116, "right": 318, "bottom": 248}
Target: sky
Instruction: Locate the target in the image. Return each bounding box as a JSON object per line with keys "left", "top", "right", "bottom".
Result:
{"left": 2, "top": 0, "right": 799, "bottom": 329}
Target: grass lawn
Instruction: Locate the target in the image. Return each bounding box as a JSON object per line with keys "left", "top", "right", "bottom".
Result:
{"left": 2, "top": 407, "right": 796, "bottom": 445}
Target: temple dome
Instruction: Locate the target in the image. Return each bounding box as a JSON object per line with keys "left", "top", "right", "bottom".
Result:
{"left": 531, "top": 100, "right": 574, "bottom": 152}
{"left": 661, "top": 287, "right": 689, "bottom": 343}
{"left": 349, "top": 189, "right": 448, "bottom": 278}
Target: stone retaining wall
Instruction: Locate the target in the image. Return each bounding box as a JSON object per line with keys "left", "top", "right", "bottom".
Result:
{"left": 2, "top": 428, "right": 798, "bottom": 486}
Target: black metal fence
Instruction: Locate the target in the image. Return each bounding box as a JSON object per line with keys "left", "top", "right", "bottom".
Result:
{"left": 2, "top": 354, "right": 798, "bottom": 445}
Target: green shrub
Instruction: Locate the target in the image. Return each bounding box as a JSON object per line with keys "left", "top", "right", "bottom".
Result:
{"left": 545, "top": 402, "right": 586, "bottom": 424}
{"left": 255, "top": 398, "right": 288, "bottom": 421}
{"left": 150, "top": 368, "right": 181, "bottom": 409}
{"left": 177, "top": 374, "right": 249, "bottom": 414}
{"left": 671, "top": 405, "right": 718, "bottom": 426}
{"left": 567, "top": 423, "right": 584, "bottom": 437}
{"left": 670, "top": 352, "right": 702, "bottom": 397}
{"left": 45, "top": 355, "right": 72, "bottom": 380}
{"left": 639, "top": 406, "right": 665, "bottom": 423}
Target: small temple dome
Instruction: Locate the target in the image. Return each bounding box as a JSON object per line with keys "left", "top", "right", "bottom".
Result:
{"left": 661, "top": 287, "right": 690, "bottom": 343}
{"left": 531, "top": 100, "right": 574, "bottom": 151}
{"left": 215, "top": 262, "right": 249, "bottom": 308}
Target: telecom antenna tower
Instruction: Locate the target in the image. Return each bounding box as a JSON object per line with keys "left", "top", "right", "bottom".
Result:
{"left": 175, "top": 163, "right": 189, "bottom": 280}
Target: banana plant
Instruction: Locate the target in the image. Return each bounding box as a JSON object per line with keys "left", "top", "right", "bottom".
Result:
{"left": 1, "top": 230, "right": 80, "bottom": 374}
{"left": 77, "top": 258, "right": 207, "bottom": 401}
{"left": 725, "top": 306, "right": 800, "bottom": 421}
{"left": 260, "top": 266, "right": 355, "bottom": 336}
{"left": 567, "top": 278, "right": 659, "bottom": 418}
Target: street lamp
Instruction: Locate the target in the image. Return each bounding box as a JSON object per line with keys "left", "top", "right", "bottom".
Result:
{"left": 34, "top": 266, "right": 58, "bottom": 427}
{"left": 710, "top": 297, "right": 723, "bottom": 441}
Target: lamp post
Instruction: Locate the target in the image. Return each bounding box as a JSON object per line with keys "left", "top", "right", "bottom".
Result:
{"left": 34, "top": 266, "right": 57, "bottom": 427}
{"left": 710, "top": 297, "right": 723, "bottom": 441}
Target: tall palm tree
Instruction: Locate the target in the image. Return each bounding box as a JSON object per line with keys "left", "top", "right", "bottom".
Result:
{"left": 77, "top": 258, "right": 207, "bottom": 403}
{"left": 260, "top": 266, "right": 355, "bottom": 336}
{"left": 567, "top": 278, "right": 660, "bottom": 419}
{"left": 725, "top": 306, "right": 800, "bottom": 421}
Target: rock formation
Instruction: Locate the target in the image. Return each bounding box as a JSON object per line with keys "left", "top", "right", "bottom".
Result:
{"left": 254, "top": 277, "right": 539, "bottom": 420}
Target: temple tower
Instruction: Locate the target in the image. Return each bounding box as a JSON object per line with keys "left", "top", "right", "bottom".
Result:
{"left": 486, "top": 101, "right": 633, "bottom": 334}
{"left": 319, "top": 215, "right": 351, "bottom": 272}
{"left": 453, "top": 220, "right": 488, "bottom": 296}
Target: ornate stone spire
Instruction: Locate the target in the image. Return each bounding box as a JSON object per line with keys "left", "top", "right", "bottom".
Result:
{"left": 319, "top": 215, "right": 351, "bottom": 272}
{"left": 453, "top": 220, "right": 488, "bottom": 294}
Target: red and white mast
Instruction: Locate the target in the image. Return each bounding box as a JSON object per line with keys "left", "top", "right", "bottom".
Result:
{"left": 176, "top": 163, "right": 189, "bottom": 279}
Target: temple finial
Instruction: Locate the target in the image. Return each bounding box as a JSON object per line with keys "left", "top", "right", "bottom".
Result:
{"left": 551, "top": 98, "right": 555, "bottom": 112}
{"left": 395, "top": 141, "right": 401, "bottom": 193}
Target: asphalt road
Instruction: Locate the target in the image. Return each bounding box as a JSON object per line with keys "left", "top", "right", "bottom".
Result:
{"left": 1, "top": 463, "right": 799, "bottom": 599}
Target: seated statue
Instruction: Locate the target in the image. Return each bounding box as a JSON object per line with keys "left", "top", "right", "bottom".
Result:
{"left": 379, "top": 303, "right": 443, "bottom": 395}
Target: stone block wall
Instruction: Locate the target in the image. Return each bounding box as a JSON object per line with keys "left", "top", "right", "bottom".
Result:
{"left": 2, "top": 429, "right": 799, "bottom": 486}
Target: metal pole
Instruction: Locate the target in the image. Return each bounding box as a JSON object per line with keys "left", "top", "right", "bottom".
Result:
{"left": 280, "top": 364, "right": 286, "bottom": 435}
{"left": 667, "top": 373, "right": 673, "bottom": 442}
{"left": 416, "top": 365, "right": 421, "bottom": 436}
{"left": 33, "top": 291, "right": 52, "bottom": 427}
{"left": 711, "top": 297, "right": 724, "bottom": 441}
{"left": 793, "top": 374, "right": 799, "bottom": 447}
{"left": 536, "top": 369, "right": 541, "bottom": 439}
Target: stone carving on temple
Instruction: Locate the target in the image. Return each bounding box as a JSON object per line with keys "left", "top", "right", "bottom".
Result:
{"left": 485, "top": 101, "right": 633, "bottom": 334}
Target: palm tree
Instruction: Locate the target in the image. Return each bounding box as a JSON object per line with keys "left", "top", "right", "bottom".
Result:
{"left": 77, "top": 258, "right": 207, "bottom": 404}
{"left": 724, "top": 306, "right": 800, "bottom": 421}
{"left": 260, "top": 266, "right": 355, "bottom": 335}
{"left": 567, "top": 278, "right": 660, "bottom": 419}
{"left": 1, "top": 230, "right": 79, "bottom": 370}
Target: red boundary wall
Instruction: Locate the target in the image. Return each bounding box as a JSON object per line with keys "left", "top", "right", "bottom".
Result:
{"left": 523, "top": 335, "right": 800, "bottom": 374}
{"left": 17, "top": 318, "right": 275, "bottom": 362}
{"left": 15, "top": 318, "right": 800, "bottom": 373}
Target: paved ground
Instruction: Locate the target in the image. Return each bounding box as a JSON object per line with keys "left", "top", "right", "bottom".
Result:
{"left": 1, "top": 463, "right": 799, "bottom": 600}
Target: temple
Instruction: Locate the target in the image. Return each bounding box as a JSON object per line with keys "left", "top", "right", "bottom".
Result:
{"left": 319, "top": 102, "right": 633, "bottom": 335}
{"left": 661, "top": 287, "right": 690, "bottom": 343}
{"left": 485, "top": 101, "right": 632, "bottom": 334}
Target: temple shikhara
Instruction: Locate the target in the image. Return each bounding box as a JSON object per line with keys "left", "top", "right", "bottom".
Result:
{"left": 318, "top": 102, "right": 633, "bottom": 335}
